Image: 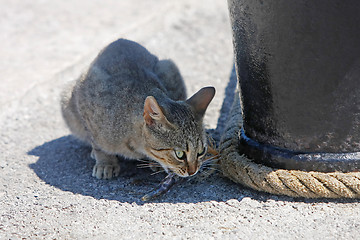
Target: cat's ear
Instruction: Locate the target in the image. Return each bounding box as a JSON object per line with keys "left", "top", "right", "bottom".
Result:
{"left": 143, "top": 96, "right": 171, "bottom": 128}
{"left": 186, "top": 87, "right": 215, "bottom": 119}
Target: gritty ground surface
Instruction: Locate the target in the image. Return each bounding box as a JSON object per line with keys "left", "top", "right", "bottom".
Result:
{"left": 1, "top": 1, "right": 360, "bottom": 239}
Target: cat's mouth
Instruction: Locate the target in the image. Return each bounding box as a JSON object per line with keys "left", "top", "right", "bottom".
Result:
{"left": 166, "top": 167, "right": 198, "bottom": 178}
{"left": 159, "top": 162, "right": 198, "bottom": 178}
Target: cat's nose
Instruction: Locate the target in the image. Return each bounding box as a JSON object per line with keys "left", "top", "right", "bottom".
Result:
{"left": 187, "top": 164, "right": 197, "bottom": 176}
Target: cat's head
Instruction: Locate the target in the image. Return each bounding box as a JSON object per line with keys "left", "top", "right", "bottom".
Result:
{"left": 142, "top": 87, "right": 215, "bottom": 177}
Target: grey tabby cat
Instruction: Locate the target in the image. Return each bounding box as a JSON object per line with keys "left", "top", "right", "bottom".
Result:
{"left": 61, "top": 39, "right": 215, "bottom": 180}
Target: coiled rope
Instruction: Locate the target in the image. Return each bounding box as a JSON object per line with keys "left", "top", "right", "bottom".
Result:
{"left": 219, "top": 92, "right": 360, "bottom": 198}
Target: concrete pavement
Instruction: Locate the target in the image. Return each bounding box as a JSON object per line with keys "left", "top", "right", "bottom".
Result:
{"left": 1, "top": 1, "right": 359, "bottom": 239}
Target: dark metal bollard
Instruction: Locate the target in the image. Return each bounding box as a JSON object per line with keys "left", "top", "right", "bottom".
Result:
{"left": 228, "top": 0, "right": 360, "bottom": 172}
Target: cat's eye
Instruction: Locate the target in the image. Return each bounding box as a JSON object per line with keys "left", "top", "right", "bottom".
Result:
{"left": 198, "top": 147, "right": 206, "bottom": 157}
{"left": 174, "top": 150, "right": 186, "bottom": 160}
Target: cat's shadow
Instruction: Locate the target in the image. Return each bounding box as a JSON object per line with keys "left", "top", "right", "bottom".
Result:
{"left": 28, "top": 135, "right": 248, "bottom": 204}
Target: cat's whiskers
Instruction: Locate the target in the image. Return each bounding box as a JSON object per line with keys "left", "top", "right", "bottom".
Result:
{"left": 202, "top": 160, "right": 220, "bottom": 166}
{"left": 201, "top": 159, "right": 220, "bottom": 169}
{"left": 150, "top": 169, "right": 166, "bottom": 176}
{"left": 137, "top": 164, "right": 158, "bottom": 169}
{"left": 201, "top": 166, "right": 220, "bottom": 172}
{"left": 201, "top": 162, "right": 220, "bottom": 171}
{"left": 136, "top": 158, "right": 157, "bottom": 164}
{"left": 136, "top": 158, "right": 162, "bottom": 170}
{"left": 203, "top": 154, "right": 220, "bottom": 162}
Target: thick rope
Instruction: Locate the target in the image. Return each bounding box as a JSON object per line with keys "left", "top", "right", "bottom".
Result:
{"left": 219, "top": 92, "right": 360, "bottom": 198}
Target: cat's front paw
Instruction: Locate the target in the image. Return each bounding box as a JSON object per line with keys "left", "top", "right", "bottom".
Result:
{"left": 92, "top": 163, "right": 121, "bottom": 179}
